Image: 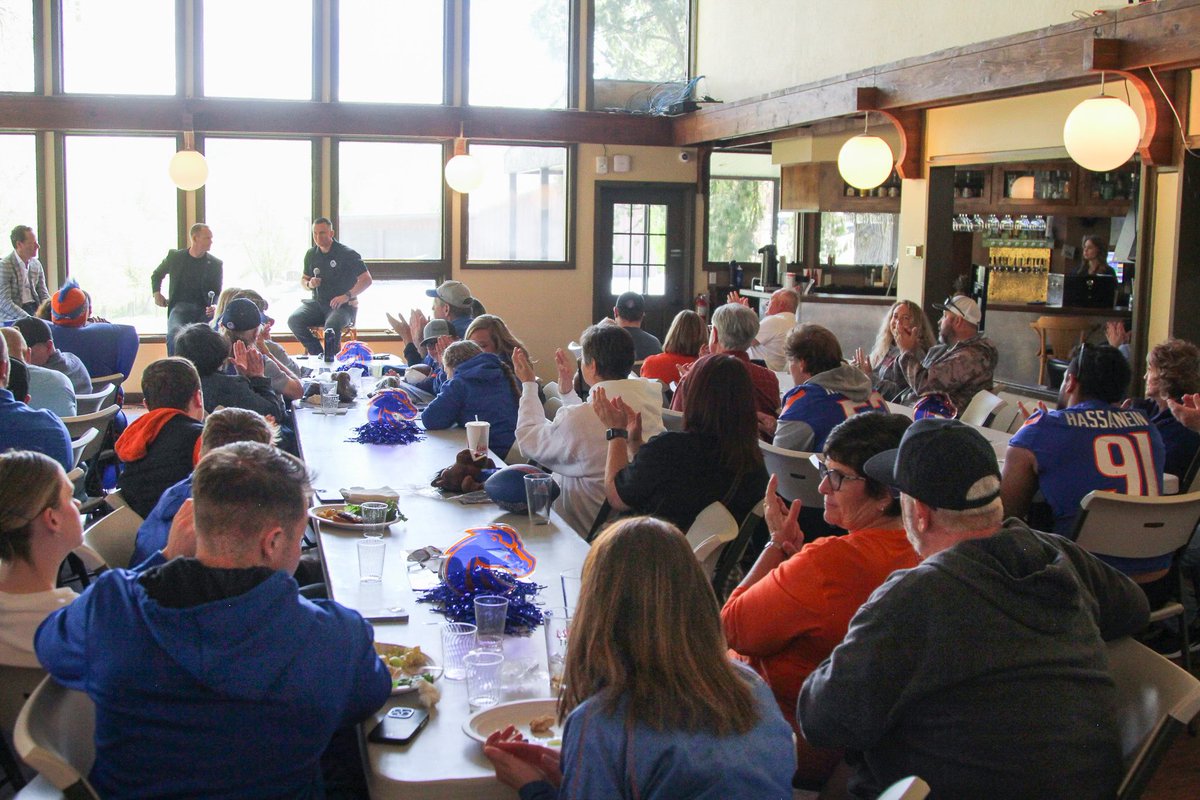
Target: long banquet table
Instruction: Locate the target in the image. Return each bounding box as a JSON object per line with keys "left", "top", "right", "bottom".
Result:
{"left": 294, "top": 397, "right": 590, "bottom": 800}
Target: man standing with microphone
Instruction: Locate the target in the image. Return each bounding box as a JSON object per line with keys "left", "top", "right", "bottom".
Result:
{"left": 151, "top": 223, "right": 222, "bottom": 355}
{"left": 287, "top": 217, "right": 372, "bottom": 360}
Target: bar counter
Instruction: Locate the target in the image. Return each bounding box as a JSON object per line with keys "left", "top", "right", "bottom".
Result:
{"left": 795, "top": 295, "right": 1130, "bottom": 389}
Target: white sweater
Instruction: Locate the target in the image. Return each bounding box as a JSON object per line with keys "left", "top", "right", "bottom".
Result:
{"left": 514, "top": 378, "right": 665, "bottom": 537}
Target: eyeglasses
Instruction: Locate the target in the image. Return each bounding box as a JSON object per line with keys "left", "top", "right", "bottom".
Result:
{"left": 407, "top": 545, "right": 444, "bottom": 572}
{"left": 808, "top": 454, "right": 865, "bottom": 492}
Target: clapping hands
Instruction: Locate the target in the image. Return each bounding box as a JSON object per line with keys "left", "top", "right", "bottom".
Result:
{"left": 231, "top": 339, "right": 264, "bottom": 378}
{"left": 1168, "top": 393, "right": 1200, "bottom": 433}
{"left": 513, "top": 347, "right": 537, "bottom": 383}
{"left": 592, "top": 387, "right": 642, "bottom": 444}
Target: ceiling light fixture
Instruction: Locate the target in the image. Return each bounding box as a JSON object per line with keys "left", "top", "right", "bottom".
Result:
{"left": 444, "top": 124, "right": 485, "bottom": 194}
{"left": 837, "top": 112, "right": 895, "bottom": 191}
{"left": 168, "top": 129, "right": 208, "bottom": 192}
{"left": 1063, "top": 72, "right": 1141, "bottom": 172}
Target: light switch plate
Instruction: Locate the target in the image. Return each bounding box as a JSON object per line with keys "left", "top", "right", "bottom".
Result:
{"left": 595, "top": 156, "right": 609, "bottom": 174}
{"left": 612, "top": 154, "right": 632, "bottom": 173}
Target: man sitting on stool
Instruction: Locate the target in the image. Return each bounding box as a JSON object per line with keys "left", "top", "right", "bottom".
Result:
{"left": 287, "top": 217, "right": 372, "bottom": 359}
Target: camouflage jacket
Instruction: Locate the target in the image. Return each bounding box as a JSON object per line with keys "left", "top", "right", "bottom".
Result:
{"left": 897, "top": 333, "right": 999, "bottom": 415}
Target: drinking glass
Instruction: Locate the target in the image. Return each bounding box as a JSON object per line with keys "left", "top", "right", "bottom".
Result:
{"left": 474, "top": 595, "right": 508, "bottom": 652}
{"left": 441, "top": 622, "right": 477, "bottom": 681}
{"left": 465, "top": 651, "right": 505, "bottom": 710}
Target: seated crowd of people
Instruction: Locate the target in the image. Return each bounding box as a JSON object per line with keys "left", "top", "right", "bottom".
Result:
{"left": 4, "top": 221, "right": 1200, "bottom": 799}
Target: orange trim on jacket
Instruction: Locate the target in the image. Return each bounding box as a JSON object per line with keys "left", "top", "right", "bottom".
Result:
{"left": 115, "top": 408, "right": 202, "bottom": 464}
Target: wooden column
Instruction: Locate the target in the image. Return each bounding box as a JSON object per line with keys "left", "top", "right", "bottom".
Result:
{"left": 1173, "top": 151, "right": 1200, "bottom": 343}
{"left": 923, "top": 166, "right": 958, "bottom": 318}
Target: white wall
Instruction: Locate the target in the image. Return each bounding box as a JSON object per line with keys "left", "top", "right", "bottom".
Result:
{"left": 696, "top": 0, "right": 1096, "bottom": 103}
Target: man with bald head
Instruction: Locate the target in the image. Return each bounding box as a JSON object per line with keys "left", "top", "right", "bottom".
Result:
{"left": 744, "top": 288, "right": 800, "bottom": 371}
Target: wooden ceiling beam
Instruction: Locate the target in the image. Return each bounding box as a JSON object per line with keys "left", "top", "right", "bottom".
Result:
{"left": 0, "top": 95, "right": 675, "bottom": 146}
{"left": 1086, "top": 38, "right": 1177, "bottom": 166}
{"left": 856, "top": 87, "right": 923, "bottom": 180}
{"left": 671, "top": 0, "right": 1200, "bottom": 146}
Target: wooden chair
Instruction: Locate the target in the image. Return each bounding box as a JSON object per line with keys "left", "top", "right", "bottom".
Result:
{"left": 68, "top": 429, "right": 98, "bottom": 471}
{"left": 1107, "top": 637, "right": 1200, "bottom": 799}
{"left": 71, "top": 384, "right": 116, "bottom": 416}
{"left": 960, "top": 390, "right": 1007, "bottom": 427}
{"left": 12, "top": 677, "right": 98, "bottom": 800}
{"left": 1029, "top": 315, "right": 1095, "bottom": 387}
{"left": 1071, "top": 490, "right": 1200, "bottom": 673}
{"left": 82, "top": 506, "right": 143, "bottom": 570}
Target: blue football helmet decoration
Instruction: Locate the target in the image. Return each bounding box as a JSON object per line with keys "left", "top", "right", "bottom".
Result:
{"left": 485, "top": 465, "right": 560, "bottom": 513}
{"left": 367, "top": 388, "right": 420, "bottom": 425}
{"left": 336, "top": 340, "right": 372, "bottom": 363}
{"left": 913, "top": 392, "right": 957, "bottom": 420}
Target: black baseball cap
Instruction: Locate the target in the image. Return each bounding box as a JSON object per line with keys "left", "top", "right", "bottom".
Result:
{"left": 218, "top": 298, "right": 267, "bottom": 333}
{"left": 13, "top": 316, "right": 52, "bottom": 347}
{"left": 616, "top": 291, "right": 644, "bottom": 313}
{"left": 863, "top": 418, "right": 1001, "bottom": 510}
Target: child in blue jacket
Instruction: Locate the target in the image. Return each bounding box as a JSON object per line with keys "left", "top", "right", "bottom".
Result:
{"left": 422, "top": 341, "right": 519, "bottom": 459}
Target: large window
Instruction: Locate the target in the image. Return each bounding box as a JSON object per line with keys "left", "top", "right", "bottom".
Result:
{"left": 468, "top": 0, "right": 569, "bottom": 108}
{"left": 818, "top": 212, "right": 899, "bottom": 266}
{"left": 61, "top": 0, "right": 175, "bottom": 94}
{"left": 201, "top": 138, "right": 314, "bottom": 327}
{"left": 707, "top": 178, "right": 777, "bottom": 263}
{"left": 63, "top": 136, "right": 178, "bottom": 333}
{"left": 0, "top": 1, "right": 34, "bottom": 92}
{"left": 0, "top": 135, "right": 38, "bottom": 241}
{"left": 203, "top": 0, "right": 312, "bottom": 100}
{"left": 466, "top": 144, "right": 568, "bottom": 264}
{"left": 337, "top": 141, "right": 443, "bottom": 261}
{"left": 338, "top": 0, "right": 444, "bottom": 104}
{"left": 593, "top": 0, "right": 688, "bottom": 83}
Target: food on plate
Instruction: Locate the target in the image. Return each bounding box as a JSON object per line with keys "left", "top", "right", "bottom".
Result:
{"left": 529, "top": 715, "right": 555, "bottom": 735}
{"left": 314, "top": 506, "right": 364, "bottom": 524}
{"left": 374, "top": 644, "right": 434, "bottom": 690}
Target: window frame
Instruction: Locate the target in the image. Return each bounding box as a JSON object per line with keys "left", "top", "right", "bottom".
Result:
{"left": 462, "top": 0, "right": 579, "bottom": 110}
{"left": 459, "top": 141, "right": 576, "bottom": 271}
{"left": 702, "top": 173, "right": 781, "bottom": 270}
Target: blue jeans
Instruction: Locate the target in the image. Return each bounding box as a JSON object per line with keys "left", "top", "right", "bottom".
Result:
{"left": 166, "top": 303, "right": 207, "bottom": 356}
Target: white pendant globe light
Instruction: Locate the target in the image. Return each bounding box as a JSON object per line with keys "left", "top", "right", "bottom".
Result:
{"left": 1063, "top": 74, "right": 1141, "bottom": 172}
{"left": 445, "top": 129, "right": 485, "bottom": 194}
{"left": 168, "top": 149, "right": 208, "bottom": 192}
{"left": 1009, "top": 175, "right": 1036, "bottom": 199}
{"left": 837, "top": 113, "right": 895, "bottom": 190}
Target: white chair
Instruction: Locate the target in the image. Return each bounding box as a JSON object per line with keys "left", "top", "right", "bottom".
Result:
{"left": 12, "top": 676, "right": 98, "bottom": 799}
{"left": 59, "top": 407, "right": 119, "bottom": 443}
{"left": 87, "top": 373, "right": 124, "bottom": 394}
{"left": 65, "top": 467, "right": 84, "bottom": 486}
{"left": 71, "top": 384, "right": 116, "bottom": 416}
{"left": 82, "top": 506, "right": 143, "bottom": 570}
{"left": 1071, "top": 490, "right": 1200, "bottom": 673}
{"left": 685, "top": 501, "right": 740, "bottom": 582}
{"left": 1107, "top": 637, "right": 1200, "bottom": 799}
{"left": 960, "top": 390, "right": 1006, "bottom": 427}
{"left": 878, "top": 776, "right": 931, "bottom": 800}
{"left": 760, "top": 442, "right": 823, "bottom": 506}
{"left": 885, "top": 400, "right": 915, "bottom": 419}
{"left": 0, "top": 665, "right": 45, "bottom": 792}
{"left": 774, "top": 369, "right": 795, "bottom": 394}
{"left": 661, "top": 408, "right": 684, "bottom": 432}
{"left": 68, "top": 429, "right": 98, "bottom": 471}
{"left": 986, "top": 402, "right": 1021, "bottom": 433}
{"left": 542, "top": 381, "right": 560, "bottom": 401}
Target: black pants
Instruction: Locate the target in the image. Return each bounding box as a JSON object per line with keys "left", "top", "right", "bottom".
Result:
{"left": 166, "top": 303, "right": 207, "bottom": 356}
{"left": 288, "top": 300, "right": 356, "bottom": 355}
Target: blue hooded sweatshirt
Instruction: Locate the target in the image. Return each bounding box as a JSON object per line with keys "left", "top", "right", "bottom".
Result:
{"left": 422, "top": 351, "right": 518, "bottom": 458}
{"left": 35, "top": 559, "right": 391, "bottom": 799}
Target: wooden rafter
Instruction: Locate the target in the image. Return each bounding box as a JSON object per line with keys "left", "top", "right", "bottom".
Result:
{"left": 1087, "top": 38, "right": 1178, "bottom": 167}
{"left": 856, "top": 87, "right": 923, "bottom": 180}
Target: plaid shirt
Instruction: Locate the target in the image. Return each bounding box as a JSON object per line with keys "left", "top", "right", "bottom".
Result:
{"left": 0, "top": 251, "right": 49, "bottom": 320}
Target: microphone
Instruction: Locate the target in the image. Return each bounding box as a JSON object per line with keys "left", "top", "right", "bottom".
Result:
{"left": 310, "top": 267, "right": 320, "bottom": 297}
{"left": 207, "top": 291, "right": 216, "bottom": 305}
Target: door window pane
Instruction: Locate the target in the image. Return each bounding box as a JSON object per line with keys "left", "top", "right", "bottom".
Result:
{"left": 201, "top": 138, "right": 313, "bottom": 325}
{"left": 204, "top": 0, "right": 312, "bottom": 100}
{"left": 0, "top": 135, "right": 39, "bottom": 243}
{"left": 467, "top": 145, "right": 568, "bottom": 262}
{"left": 62, "top": 0, "right": 175, "bottom": 94}
{"left": 338, "top": 0, "right": 443, "bottom": 104}
{"left": 610, "top": 203, "right": 667, "bottom": 296}
{"left": 337, "top": 141, "right": 443, "bottom": 260}
{"left": 707, "top": 178, "right": 776, "bottom": 263}
{"left": 593, "top": 0, "right": 687, "bottom": 83}
{"left": 64, "top": 136, "right": 178, "bottom": 332}
{"left": 0, "top": 1, "right": 34, "bottom": 92}
{"left": 469, "top": 0, "right": 568, "bottom": 109}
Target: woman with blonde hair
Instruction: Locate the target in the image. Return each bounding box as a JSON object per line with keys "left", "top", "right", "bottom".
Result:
{"left": 0, "top": 451, "right": 83, "bottom": 667}
{"left": 639, "top": 309, "right": 706, "bottom": 390}
{"left": 484, "top": 517, "right": 795, "bottom": 798}
{"left": 852, "top": 300, "right": 935, "bottom": 400}
{"left": 465, "top": 314, "right": 526, "bottom": 364}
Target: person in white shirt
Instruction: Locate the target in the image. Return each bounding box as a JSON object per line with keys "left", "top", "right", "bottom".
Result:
{"left": 737, "top": 288, "right": 800, "bottom": 371}
{"left": 511, "top": 324, "right": 664, "bottom": 537}
{"left": 0, "top": 225, "right": 49, "bottom": 320}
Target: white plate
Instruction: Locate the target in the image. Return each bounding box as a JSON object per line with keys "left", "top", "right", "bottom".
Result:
{"left": 376, "top": 644, "right": 441, "bottom": 695}
{"left": 463, "top": 699, "right": 562, "bottom": 748}
{"left": 308, "top": 504, "right": 400, "bottom": 530}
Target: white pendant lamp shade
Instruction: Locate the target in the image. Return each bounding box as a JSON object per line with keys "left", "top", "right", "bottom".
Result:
{"left": 445, "top": 138, "right": 485, "bottom": 194}
{"left": 1063, "top": 95, "right": 1141, "bottom": 172}
{"left": 1009, "top": 175, "right": 1036, "bottom": 199}
{"left": 837, "top": 134, "right": 894, "bottom": 190}
{"left": 168, "top": 149, "right": 208, "bottom": 191}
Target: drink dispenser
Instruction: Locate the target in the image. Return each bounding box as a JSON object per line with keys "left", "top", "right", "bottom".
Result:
{"left": 757, "top": 244, "right": 778, "bottom": 289}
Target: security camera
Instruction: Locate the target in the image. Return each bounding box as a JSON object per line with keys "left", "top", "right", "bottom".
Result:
{"left": 678, "top": 151, "right": 692, "bottom": 163}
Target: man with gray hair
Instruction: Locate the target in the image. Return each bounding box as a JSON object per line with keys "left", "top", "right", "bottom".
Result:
{"left": 798, "top": 418, "right": 1149, "bottom": 800}
{"left": 671, "top": 302, "right": 780, "bottom": 424}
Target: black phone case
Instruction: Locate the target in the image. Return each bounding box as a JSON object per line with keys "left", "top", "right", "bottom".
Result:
{"left": 368, "top": 708, "right": 429, "bottom": 745}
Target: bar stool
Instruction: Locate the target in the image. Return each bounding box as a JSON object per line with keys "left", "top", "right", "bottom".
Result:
{"left": 1029, "top": 316, "right": 1095, "bottom": 387}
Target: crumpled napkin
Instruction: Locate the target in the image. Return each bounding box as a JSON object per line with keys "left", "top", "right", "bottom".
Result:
{"left": 340, "top": 485, "right": 400, "bottom": 505}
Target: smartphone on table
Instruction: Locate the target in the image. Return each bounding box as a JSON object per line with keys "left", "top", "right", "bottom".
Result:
{"left": 368, "top": 706, "right": 429, "bottom": 745}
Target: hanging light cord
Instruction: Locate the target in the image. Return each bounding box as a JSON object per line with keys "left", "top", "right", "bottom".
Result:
{"left": 1146, "top": 66, "right": 1200, "bottom": 160}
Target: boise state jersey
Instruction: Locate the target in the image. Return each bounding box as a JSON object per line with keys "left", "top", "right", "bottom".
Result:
{"left": 778, "top": 383, "right": 888, "bottom": 452}
{"left": 1009, "top": 399, "right": 1165, "bottom": 568}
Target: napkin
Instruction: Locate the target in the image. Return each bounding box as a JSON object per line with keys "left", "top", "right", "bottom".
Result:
{"left": 340, "top": 486, "right": 401, "bottom": 505}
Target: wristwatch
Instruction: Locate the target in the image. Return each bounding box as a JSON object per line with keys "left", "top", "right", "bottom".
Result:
{"left": 606, "top": 428, "right": 628, "bottom": 441}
